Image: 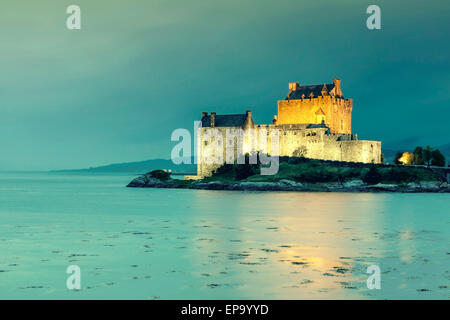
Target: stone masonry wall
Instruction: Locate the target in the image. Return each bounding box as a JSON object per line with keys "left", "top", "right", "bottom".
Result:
{"left": 277, "top": 96, "right": 352, "bottom": 134}
{"left": 197, "top": 125, "right": 381, "bottom": 177}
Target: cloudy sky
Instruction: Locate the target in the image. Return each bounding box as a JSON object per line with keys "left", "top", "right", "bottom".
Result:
{"left": 0, "top": 0, "right": 449, "bottom": 170}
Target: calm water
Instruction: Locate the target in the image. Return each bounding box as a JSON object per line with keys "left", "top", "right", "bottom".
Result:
{"left": 0, "top": 172, "right": 448, "bottom": 300}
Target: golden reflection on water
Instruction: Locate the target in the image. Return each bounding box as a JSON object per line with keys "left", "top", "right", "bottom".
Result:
{"left": 187, "top": 191, "right": 390, "bottom": 298}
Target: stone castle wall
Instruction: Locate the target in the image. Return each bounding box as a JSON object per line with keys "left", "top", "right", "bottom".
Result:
{"left": 273, "top": 125, "right": 380, "bottom": 163}
{"left": 277, "top": 96, "right": 352, "bottom": 134}
{"left": 197, "top": 125, "right": 381, "bottom": 177}
{"left": 197, "top": 127, "right": 244, "bottom": 177}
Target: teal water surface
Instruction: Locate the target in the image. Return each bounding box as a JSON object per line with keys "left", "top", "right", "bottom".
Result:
{"left": 0, "top": 172, "right": 448, "bottom": 299}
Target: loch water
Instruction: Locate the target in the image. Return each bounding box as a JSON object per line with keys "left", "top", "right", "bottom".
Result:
{"left": 0, "top": 172, "right": 448, "bottom": 299}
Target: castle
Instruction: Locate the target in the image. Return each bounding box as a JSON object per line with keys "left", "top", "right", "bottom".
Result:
{"left": 194, "top": 78, "right": 382, "bottom": 178}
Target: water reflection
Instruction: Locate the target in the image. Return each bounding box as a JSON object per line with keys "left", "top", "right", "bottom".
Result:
{"left": 0, "top": 173, "right": 448, "bottom": 299}
{"left": 185, "top": 192, "right": 396, "bottom": 298}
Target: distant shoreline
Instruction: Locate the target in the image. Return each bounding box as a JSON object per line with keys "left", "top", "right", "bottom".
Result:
{"left": 48, "top": 158, "right": 195, "bottom": 174}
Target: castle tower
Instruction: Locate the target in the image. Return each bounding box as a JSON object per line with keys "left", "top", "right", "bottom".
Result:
{"left": 276, "top": 78, "right": 352, "bottom": 134}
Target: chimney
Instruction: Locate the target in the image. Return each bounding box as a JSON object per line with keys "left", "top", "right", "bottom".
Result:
{"left": 333, "top": 78, "right": 342, "bottom": 96}
{"left": 243, "top": 110, "right": 254, "bottom": 129}
{"left": 289, "top": 82, "right": 300, "bottom": 91}
{"left": 202, "top": 112, "right": 208, "bottom": 118}
{"left": 210, "top": 112, "right": 216, "bottom": 127}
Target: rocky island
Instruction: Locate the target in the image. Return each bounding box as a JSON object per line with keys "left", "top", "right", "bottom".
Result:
{"left": 127, "top": 158, "right": 450, "bottom": 193}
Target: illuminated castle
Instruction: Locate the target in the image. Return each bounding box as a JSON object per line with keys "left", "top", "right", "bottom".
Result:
{"left": 196, "top": 78, "right": 382, "bottom": 177}
{"left": 276, "top": 78, "right": 352, "bottom": 134}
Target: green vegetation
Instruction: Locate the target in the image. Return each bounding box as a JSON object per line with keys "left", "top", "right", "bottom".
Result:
{"left": 423, "top": 146, "right": 433, "bottom": 166}
{"left": 206, "top": 154, "right": 261, "bottom": 181}
{"left": 144, "top": 156, "right": 441, "bottom": 189}
{"left": 431, "top": 149, "right": 446, "bottom": 167}
{"left": 147, "top": 169, "right": 170, "bottom": 181}
{"left": 208, "top": 158, "right": 439, "bottom": 185}
{"left": 394, "top": 145, "right": 446, "bottom": 167}
{"left": 413, "top": 146, "right": 425, "bottom": 165}
{"left": 375, "top": 167, "right": 436, "bottom": 184}
{"left": 361, "top": 166, "right": 382, "bottom": 185}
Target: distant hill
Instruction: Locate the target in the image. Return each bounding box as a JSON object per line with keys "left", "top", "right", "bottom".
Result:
{"left": 53, "top": 142, "right": 450, "bottom": 173}
{"left": 54, "top": 158, "right": 196, "bottom": 174}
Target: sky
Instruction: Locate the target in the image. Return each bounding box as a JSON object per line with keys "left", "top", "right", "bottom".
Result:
{"left": 0, "top": 0, "right": 449, "bottom": 170}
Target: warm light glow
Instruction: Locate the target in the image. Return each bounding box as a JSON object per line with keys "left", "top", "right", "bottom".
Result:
{"left": 398, "top": 152, "right": 413, "bottom": 165}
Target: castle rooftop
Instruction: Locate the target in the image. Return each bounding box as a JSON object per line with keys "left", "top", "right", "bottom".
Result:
{"left": 286, "top": 84, "right": 335, "bottom": 100}
{"left": 201, "top": 112, "right": 251, "bottom": 128}
{"left": 285, "top": 78, "right": 344, "bottom": 100}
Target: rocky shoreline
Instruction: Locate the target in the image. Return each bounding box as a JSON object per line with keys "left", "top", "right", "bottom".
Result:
{"left": 126, "top": 173, "right": 450, "bottom": 193}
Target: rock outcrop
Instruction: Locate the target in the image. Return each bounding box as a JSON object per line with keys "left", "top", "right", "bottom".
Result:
{"left": 127, "top": 174, "right": 450, "bottom": 193}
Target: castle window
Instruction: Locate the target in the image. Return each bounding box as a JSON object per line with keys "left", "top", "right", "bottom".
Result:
{"left": 204, "top": 141, "right": 208, "bottom": 146}
{"left": 284, "top": 131, "right": 286, "bottom": 135}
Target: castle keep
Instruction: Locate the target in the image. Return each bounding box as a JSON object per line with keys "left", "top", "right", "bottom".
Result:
{"left": 195, "top": 78, "right": 381, "bottom": 178}
{"left": 277, "top": 78, "right": 352, "bottom": 134}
